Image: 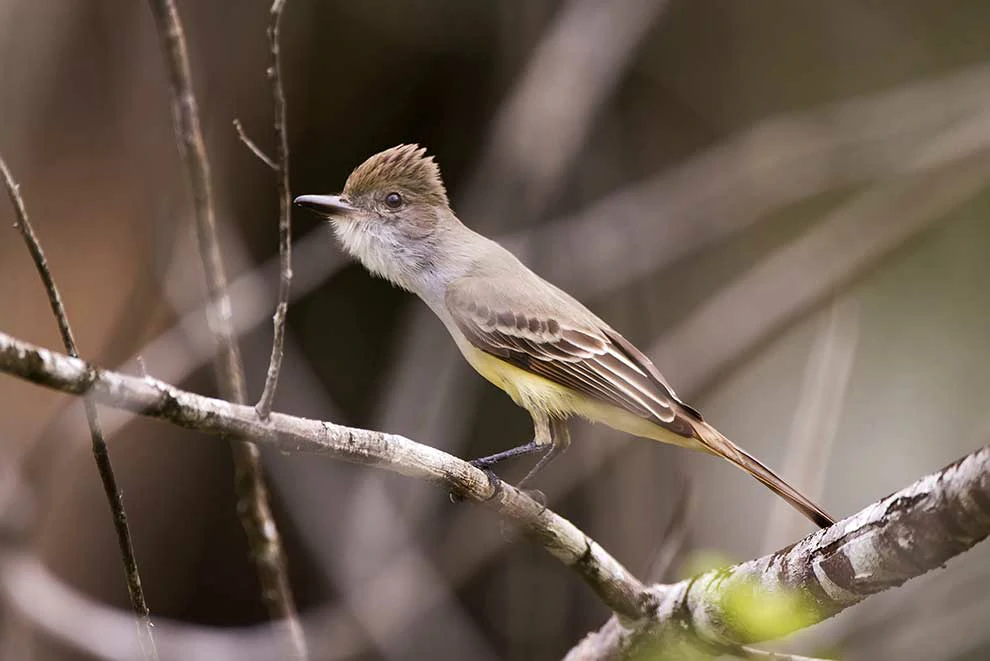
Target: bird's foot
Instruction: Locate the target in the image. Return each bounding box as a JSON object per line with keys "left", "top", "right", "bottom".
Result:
{"left": 473, "top": 464, "right": 504, "bottom": 501}
{"left": 450, "top": 461, "right": 504, "bottom": 503}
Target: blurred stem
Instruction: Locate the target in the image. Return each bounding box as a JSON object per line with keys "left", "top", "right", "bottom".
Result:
{"left": 144, "top": 0, "right": 306, "bottom": 658}
{"left": 761, "top": 297, "right": 859, "bottom": 553}
{"left": 0, "top": 156, "right": 158, "bottom": 661}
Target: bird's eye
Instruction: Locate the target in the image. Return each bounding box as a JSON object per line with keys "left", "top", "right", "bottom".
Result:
{"left": 385, "top": 192, "right": 403, "bottom": 209}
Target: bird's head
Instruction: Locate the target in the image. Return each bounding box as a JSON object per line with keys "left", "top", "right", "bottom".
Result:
{"left": 295, "top": 144, "right": 452, "bottom": 288}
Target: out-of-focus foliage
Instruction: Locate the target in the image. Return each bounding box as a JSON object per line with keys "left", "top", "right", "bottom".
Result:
{"left": 720, "top": 577, "right": 819, "bottom": 642}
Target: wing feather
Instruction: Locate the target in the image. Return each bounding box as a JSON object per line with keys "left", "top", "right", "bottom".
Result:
{"left": 446, "top": 277, "right": 681, "bottom": 428}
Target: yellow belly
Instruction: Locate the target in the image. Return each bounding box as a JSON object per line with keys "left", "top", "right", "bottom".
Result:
{"left": 462, "top": 345, "right": 703, "bottom": 450}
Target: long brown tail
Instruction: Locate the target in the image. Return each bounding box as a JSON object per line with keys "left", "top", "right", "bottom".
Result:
{"left": 695, "top": 422, "right": 835, "bottom": 529}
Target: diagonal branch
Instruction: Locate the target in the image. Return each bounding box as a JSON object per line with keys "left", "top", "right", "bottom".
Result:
{"left": 144, "top": 0, "right": 304, "bottom": 656}
{"left": 564, "top": 446, "right": 990, "bottom": 660}
{"left": 1, "top": 331, "right": 988, "bottom": 660}
{"left": 0, "top": 330, "right": 653, "bottom": 620}
{"left": 0, "top": 157, "right": 158, "bottom": 660}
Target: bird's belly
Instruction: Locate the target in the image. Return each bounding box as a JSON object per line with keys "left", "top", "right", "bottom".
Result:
{"left": 461, "top": 346, "right": 580, "bottom": 417}
{"left": 460, "top": 346, "right": 703, "bottom": 450}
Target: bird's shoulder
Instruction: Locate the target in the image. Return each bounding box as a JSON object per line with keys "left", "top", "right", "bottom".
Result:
{"left": 445, "top": 270, "right": 607, "bottom": 353}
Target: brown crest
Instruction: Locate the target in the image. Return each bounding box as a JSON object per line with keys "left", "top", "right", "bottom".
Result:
{"left": 343, "top": 144, "right": 449, "bottom": 207}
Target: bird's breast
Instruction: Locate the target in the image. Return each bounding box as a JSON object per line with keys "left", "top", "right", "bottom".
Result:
{"left": 457, "top": 344, "right": 577, "bottom": 417}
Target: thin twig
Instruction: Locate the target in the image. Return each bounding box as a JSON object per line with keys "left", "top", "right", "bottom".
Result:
{"left": 254, "top": 0, "right": 293, "bottom": 420}
{"left": 0, "top": 157, "right": 158, "bottom": 661}
{"left": 144, "top": 0, "right": 305, "bottom": 657}
{"left": 233, "top": 119, "right": 277, "bottom": 170}
{"left": 0, "top": 330, "right": 654, "bottom": 620}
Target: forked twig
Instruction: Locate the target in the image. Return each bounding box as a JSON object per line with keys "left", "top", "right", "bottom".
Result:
{"left": 233, "top": 118, "right": 277, "bottom": 170}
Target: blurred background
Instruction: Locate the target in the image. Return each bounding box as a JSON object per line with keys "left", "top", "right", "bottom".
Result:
{"left": 2, "top": 1, "right": 990, "bottom": 659}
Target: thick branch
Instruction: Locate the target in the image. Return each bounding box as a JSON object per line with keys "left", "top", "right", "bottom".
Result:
{"left": 565, "top": 445, "right": 990, "bottom": 660}
{"left": 0, "top": 330, "right": 651, "bottom": 619}
{"left": 2, "top": 331, "right": 988, "bottom": 659}
{"left": 145, "top": 0, "right": 303, "bottom": 653}
{"left": 0, "top": 157, "right": 157, "bottom": 660}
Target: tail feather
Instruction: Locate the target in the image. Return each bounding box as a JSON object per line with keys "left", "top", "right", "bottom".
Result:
{"left": 696, "top": 422, "right": 835, "bottom": 529}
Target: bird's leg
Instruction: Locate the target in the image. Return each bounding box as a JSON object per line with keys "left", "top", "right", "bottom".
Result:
{"left": 468, "top": 440, "right": 546, "bottom": 469}
{"left": 468, "top": 413, "right": 552, "bottom": 470}
{"left": 517, "top": 417, "right": 570, "bottom": 490}
{"left": 468, "top": 415, "right": 570, "bottom": 498}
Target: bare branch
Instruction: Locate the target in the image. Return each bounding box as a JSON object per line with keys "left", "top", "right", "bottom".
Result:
{"left": 254, "top": 0, "right": 294, "bottom": 420}
{"left": 144, "top": 0, "right": 304, "bottom": 655}
{"left": 1, "top": 331, "right": 987, "bottom": 659}
{"left": 233, "top": 119, "right": 277, "bottom": 170}
{"left": 564, "top": 446, "right": 990, "bottom": 660}
{"left": 0, "top": 330, "right": 653, "bottom": 620}
{"left": 0, "top": 156, "right": 158, "bottom": 660}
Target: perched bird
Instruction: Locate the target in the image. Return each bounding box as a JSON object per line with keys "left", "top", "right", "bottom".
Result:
{"left": 296, "top": 144, "right": 835, "bottom": 528}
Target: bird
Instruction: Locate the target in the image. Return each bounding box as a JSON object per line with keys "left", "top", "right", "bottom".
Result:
{"left": 295, "top": 144, "right": 835, "bottom": 528}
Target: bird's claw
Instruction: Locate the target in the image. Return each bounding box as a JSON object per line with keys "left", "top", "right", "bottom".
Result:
{"left": 449, "top": 462, "right": 503, "bottom": 503}
{"left": 471, "top": 463, "right": 504, "bottom": 502}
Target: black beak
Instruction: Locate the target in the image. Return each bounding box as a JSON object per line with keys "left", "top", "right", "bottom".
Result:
{"left": 293, "top": 194, "right": 357, "bottom": 217}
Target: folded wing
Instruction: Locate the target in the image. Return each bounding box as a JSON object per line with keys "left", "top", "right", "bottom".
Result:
{"left": 446, "top": 277, "right": 698, "bottom": 438}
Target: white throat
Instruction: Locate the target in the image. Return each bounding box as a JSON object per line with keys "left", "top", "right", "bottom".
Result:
{"left": 331, "top": 218, "right": 425, "bottom": 294}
